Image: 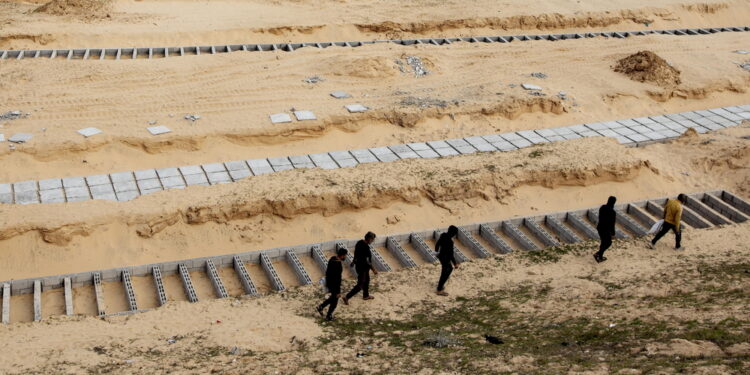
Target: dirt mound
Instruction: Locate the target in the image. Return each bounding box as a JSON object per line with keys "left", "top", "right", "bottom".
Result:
{"left": 613, "top": 51, "right": 681, "bottom": 87}
{"left": 34, "top": 0, "right": 112, "bottom": 18}
{"left": 330, "top": 56, "right": 397, "bottom": 79}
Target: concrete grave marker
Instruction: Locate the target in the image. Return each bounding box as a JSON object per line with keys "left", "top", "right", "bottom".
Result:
{"left": 521, "top": 83, "right": 542, "bottom": 91}
{"left": 345, "top": 104, "right": 369, "bottom": 113}
{"left": 147, "top": 126, "right": 171, "bottom": 135}
{"left": 77, "top": 127, "right": 103, "bottom": 138}
{"left": 8, "top": 133, "right": 32, "bottom": 143}
{"left": 293, "top": 110, "right": 317, "bottom": 121}
{"left": 330, "top": 91, "right": 352, "bottom": 99}
{"left": 269, "top": 113, "right": 292, "bottom": 124}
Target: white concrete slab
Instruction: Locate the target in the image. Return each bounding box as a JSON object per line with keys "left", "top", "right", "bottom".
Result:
{"left": 77, "top": 127, "right": 103, "bottom": 138}
{"left": 269, "top": 113, "right": 292, "bottom": 124}
{"left": 147, "top": 126, "right": 171, "bottom": 135}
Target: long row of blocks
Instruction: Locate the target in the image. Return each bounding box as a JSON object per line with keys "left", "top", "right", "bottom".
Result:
{"left": 2, "top": 26, "right": 748, "bottom": 61}
{"left": 3, "top": 105, "right": 749, "bottom": 205}
{"left": 2, "top": 190, "right": 747, "bottom": 323}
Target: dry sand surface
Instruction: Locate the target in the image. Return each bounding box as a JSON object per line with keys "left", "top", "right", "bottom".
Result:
{"left": 1, "top": 0, "right": 750, "bottom": 48}
{"left": 1, "top": 32, "right": 749, "bottom": 181}
{"left": 0, "top": 220, "right": 748, "bottom": 374}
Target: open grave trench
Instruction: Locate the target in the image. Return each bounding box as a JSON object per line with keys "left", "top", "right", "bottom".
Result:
{"left": 2, "top": 190, "right": 748, "bottom": 324}
{"left": 1, "top": 26, "right": 749, "bottom": 61}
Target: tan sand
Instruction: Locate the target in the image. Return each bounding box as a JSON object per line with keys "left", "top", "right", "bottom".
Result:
{"left": 216, "top": 266, "right": 246, "bottom": 297}
{"left": 130, "top": 274, "right": 160, "bottom": 309}
{"left": 0, "top": 33, "right": 749, "bottom": 182}
{"left": 1, "top": 0, "right": 749, "bottom": 48}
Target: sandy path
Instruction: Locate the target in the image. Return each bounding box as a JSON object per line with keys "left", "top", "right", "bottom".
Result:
{"left": 0, "top": 127, "right": 747, "bottom": 281}
{"left": 1, "top": 32, "right": 749, "bottom": 182}
{"left": 1, "top": 0, "right": 749, "bottom": 49}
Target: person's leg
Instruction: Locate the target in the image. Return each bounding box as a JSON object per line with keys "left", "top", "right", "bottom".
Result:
{"left": 437, "top": 263, "right": 453, "bottom": 291}
{"left": 326, "top": 293, "right": 339, "bottom": 319}
{"left": 595, "top": 230, "right": 612, "bottom": 260}
{"left": 651, "top": 223, "right": 673, "bottom": 245}
{"left": 362, "top": 272, "right": 370, "bottom": 298}
{"left": 673, "top": 226, "right": 682, "bottom": 249}
{"left": 345, "top": 271, "right": 365, "bottom": 300}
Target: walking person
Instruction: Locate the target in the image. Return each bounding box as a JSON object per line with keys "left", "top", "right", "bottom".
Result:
{"left": 343, "top": 232, "right": 378, "bottom": 304}
{"left": 593, "top": 196, "right": 617, "bottom": 263}
{"left": 649, "top": 193, "right": 687, "bottom": 250}
{"left": 435, "top": 225, "right": 459, "bottom": 296}
{"left": 316, "top": 247, "right": 348, "bottom": 321}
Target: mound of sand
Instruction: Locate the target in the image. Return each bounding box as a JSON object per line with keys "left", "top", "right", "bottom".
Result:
{"left": 614, "top": 51, "right": 681, "bottom": 87}
{"left": 34, "top": 0, "right": 112, "bottom": 18}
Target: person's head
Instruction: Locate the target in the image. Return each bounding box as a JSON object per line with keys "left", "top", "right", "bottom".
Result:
{"left": 607, "top": 196, "right": 617, "bottom": 207}
{"left": 364, "top": 231, "right": 376, "bottom": 244}
{"left": 336, "top": 247, "right": 348, "bottom": 260}
{"left": 447, "top": 225, "right": 459, "bottom": 238}
{"left": 677, "top": 193, "right": 687, "bottom": 204}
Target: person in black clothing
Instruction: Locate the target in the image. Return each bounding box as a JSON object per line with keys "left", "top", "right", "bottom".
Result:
{"left": 594, "top": 196, "right": 617, "bottom": 263}
{"left": 317, "top": 247, "right": 348, "bottom": 321}
{"left": 435, "top": 225, "right": 459, "bottom": 296}
{"left": 343, "top": 232, "right": 378, "bottom": 304}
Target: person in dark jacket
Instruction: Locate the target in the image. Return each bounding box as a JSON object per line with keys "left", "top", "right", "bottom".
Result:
{"left": 317, "top": 247, "right": 348, "bottom": 321}
{"left": 343, "top": 232, "right": 378, "bottom": 304}
{"left": 594, "top": 196, "right": 617, "bottom": 263}
{"left": 435, "top": 225, "right": 459, "bottom": 296}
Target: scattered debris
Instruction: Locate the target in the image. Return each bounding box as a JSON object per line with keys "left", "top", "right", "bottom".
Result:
{"left": 330, "top": 91, "right": 352, "bottom": 99}
{"left": 557, "top": 91, "right": 567, "bottom": 99}
{"left": 740, "top": 63, "right": 750, "bottom": 72}
{"left": 77, "top": 127, "right": 103, "bottom": 138}
{"left": 345, "top": 104, "right": 369, "bottom": 113}
{"left": 395, "top": 56, "right": 429, "bottom": 77}
{"left": 294, "top": 110, "right": 317, "bottom": 121}
{"left": 508, "top": 83, "right": 517, "bottom": 88}
{"left": 303, "top": 76, "right": 325, "bottom": 84}
{"left": 148, "top": 120, "right": 157, "bottom": 125}
{"left": 528, "top": 91, "right": 546, "bottom": 97}
{"left": 530, "top": 72, "right": 547, "bottom": 79}
{"left": 484, "top": 335, "right": 504, "bottom": 345}
{"left": 184, "top": 114, "right": 201, "bottom": 122}
{"left": 0, "top": 111, "right": 26, "bottom": 121}
{"left": 422, "top": 331, "right": 460, "bottom": 348}
{"left": 521, "top": 83, "right": 542, "bottom": 90}
{"left": 734, "top": 50, "right": 750, "bottom": 54}
{"left": 230, "top": 346, "right": 242, "bottom": 355}
{"left": 8, "top": 133, "right": 33, "bottom": 143}
{"left": 269, "top": 113, "right": 292, "bottom": 124}
{"left": 146, "top": 125, "right": 171, "bottom": 135}
{"left": 399, "top": 96, "right": 449, "bottom": 109}
{"left": 356, "top": 353, "right": 366, "bottom": 358}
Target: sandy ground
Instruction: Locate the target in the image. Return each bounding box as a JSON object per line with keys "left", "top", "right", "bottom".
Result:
{"left": 1, "top": 0, "right": 749, "bottom": 48}
{"left": 1, "top": 32, "right": 749, "bottom": 182}
{"left": 0, "top": 219, "right": 747, "bottom": 374}
{"left": 0, "top": 126, "right": 748, "bottom": 281}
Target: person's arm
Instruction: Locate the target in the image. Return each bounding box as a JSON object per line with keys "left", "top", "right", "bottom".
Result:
{"left": 675, "top": 206, "right": 682, "bottom": 232}
{"left": 611, "top": 209, "right": 617, "bottom": 236}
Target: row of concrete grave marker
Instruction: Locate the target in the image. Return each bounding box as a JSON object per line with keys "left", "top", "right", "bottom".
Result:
{"left": 2, "top": 105, "right": 749, "bottom": 205}
{"left": 2, "top": 190, "right": 748, "bottom": 323}
{"left": 1, "top": 26, "right": 749, "bottom": 61}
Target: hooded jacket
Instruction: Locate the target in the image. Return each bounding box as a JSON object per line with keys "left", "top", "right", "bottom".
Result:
{"left": 597, "top": 196, "right": 617, "bottom": 235}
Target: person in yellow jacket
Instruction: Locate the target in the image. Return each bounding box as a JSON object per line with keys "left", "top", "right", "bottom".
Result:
{"left": 649, "top": 194, "right": 687, "bottom": 250}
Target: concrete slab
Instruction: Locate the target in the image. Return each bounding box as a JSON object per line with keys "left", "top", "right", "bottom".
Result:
{"left": 207, "top": 171, "right": 232, "bottom": 184}
{"left": 293, "top": 110, "right": 317, "bottom": 121}
{"left": 269, "top": 113, "right": 292, "bottom": 124}
{"left": 330, "top": 91, "right": 352, "bottom": 99}
{"left": 202, "top": 163, "right": 227, "bottom": 173}
{"left": 113, "top": 180, "right": 138, "bottom": 193}
{"left": 509, "top": 139, "right": 532, "bottom": 148}
{"left": 147, "top": 126, "right": 171, "bottom": 135}
{"left": 86, "top": 174, "right": 111, "bottom": 186}
{"left": 464, "top": 136, "right": 489, "bottom": 146}
{"left": 415, "top": 149, "right": 440, "bottom": 158}
{"left": 268, "top": 157, "right": 292, "bottom": 167}
{"left": 474, "top": 143, "right": 497, "bottom": 152}
{"left": 89, "top": 184, "right": 115, "bottom": 196}
{"left": 37, "top": 179, "right": 62, "bottom": 191}
{"left": 16, "top": 190, "right": 40, "bottom": 204}
{"left": 481, "top": 134, "right": 504, "bottom": 143}
{"left": 500, "top": 132, "right": 524, "bottom": 141}
{"left": 8, "top": 133, "right": 33, "bottom": 143}
{"left": 224, "top": 160, "right": 249, "bottom": 171}
{"left": 345, "top": 104, "right": 368, "bottom": 113}
{"left": 229, "top": 169, "right": 252, "bottom": 180}
{"left": 336, "top": 158, "right": 360, "bottom": 167}
{"left": 407, "top": 142, "right": 431, "bottom": 151}
{"left": 521, "top": 83, "right": 542, "bottom": 90}
{"left": 161, "top": 176, "right": 186, "bottom": 189}
{"left": 492, "top": 142, "right": 517, "bottom": 151}
{"left": 136, "top": 179, "right": 162, "bottom": 191}
{"left": 0, "top": 193, "right": 11, "bottom": 204}
{"left": 134, "top": 169, "right": 158, "bottom": 180}
{"left": 40, "top": 189, "right": 65, "bottom": 203}
{"left": 179, "top": 165, "right": 203, "bottom": 176}
{"left": 64, "top": 278, "right": 73, "bottom": 315}
{"left": 77, "top": 127, "right": 102, "bottom": 138}
{"left": 435, "top": 147, "right": 460, "bottom": 157}
{"left": 33, "top": 280, "right": 41, "bottom": 322}
{"left": 0, "top": 184, "right": 11, "bottom": 195}
{"left": 116, "top": 190, "right": 140, "bottom": 202}
{"left": 309, "top": 153, "right": 335, "bottom": 165}
{"left": 156, "top": 168, "right": 181, "bottom": 179}
{"left": 183, "top": 173, "right": 209, "bottom": 186}
{"left": 110, "top": 171, "right": 135, "bottom": 183}
{"left": 13, "top": 180, "right": 37, "bottom": 193}
{"left": 247, "top": 159, "right": 274, "bottom": 175}
{"left": 2, "top": 283, "right": 9, "bottom": 324}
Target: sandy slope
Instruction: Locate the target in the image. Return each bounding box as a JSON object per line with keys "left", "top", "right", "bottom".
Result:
{"left": 0, "top": 32, "right": 749, "bottom": 182}
{"left": 0, "top": 126, "right": 747, "bottom": 281}
{"left": 0, "top": 218, "right": 747, "bottom": 374}
{"left": 1, "top": 0, "right": 749, "bottom": 48}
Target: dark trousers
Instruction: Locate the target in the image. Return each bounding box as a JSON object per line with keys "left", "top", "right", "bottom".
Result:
{"left": 319, "top": 290, "right": 339, "bottom": 318}
{"left": 596, "top": 229, "right": 613, "bottom": 257}
{"left": 437, "top": 262, "right": 454, "bottom": 291}
{"left": 345, "top": 267, "right": 370, "bottom": 299}
{"left": 652, "top": 222, "right": 682, "bottom": 248}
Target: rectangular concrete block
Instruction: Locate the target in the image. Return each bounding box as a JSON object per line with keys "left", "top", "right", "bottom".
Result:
{"left": 311, "top": 245, "right": 328, "bottom": 274}
{"left": 86, "top": 174, "right": 111, "bottom": 186}
{"left": 33, "top": 280, "right": 42, "bottom": 322}
{"left": 64, "top": 277, "right": 73, "bottom": 316}
{"left": 40, "top": 189, "right": 65, "bottom": 203}
{"left": 286, "top": 251, "right": 313, "bottom": 285}
{"left": 206, "top": 259, "right": 229, "bottom": 298}
{"left": 350, "top": 149, "right": 378, "bottom": 163}
{"left": 260, "top": 253, "right": 285, "bottom": 292}
{"left": 178, "top": 264, "right": 199, "bottom": 302}
{"left": 627, "top": 204, "right": 657, "bottom": 228}
{"left": 151, "top": 266, "right": 167, "bottom": 306}
{"left": 161, "top": 176, "right": 186, "bottom": 189}
{"left": 479, "top": 224, "right": 513, "bottom": 253}
{"left": 409, "top": 233, "right": 438, "bottom": 263}
{"left": 545, "top": 216, "right": 581, "bottom": 244}
{"left": 685, "top": 196, "right": 731, "bottom": 226}
{"left": 524, "top": 218, "right": 561, "bottom": 248}
{"left": 702, "top": 194, "right": 748, "bottom": 223}
{"left": 502, "top": 221, "right": 539, "bottom": 251}
{"left": 386, "top": 237, "right": 417, "bottom": 268}
{"left": 183, "top": 173, "right": 209, "bottom": 186}
{"left": 719, "top": 191, "right": 750, "bottom": 217}
{"left": 122, "top": 270, "right": 138, "bottom": 311}
{"left": 15, "top": 190, "right": 40, "bottom": 204}
{"left": 39, "top": 179, "right": 62, "bottom": 191}
{"left": 2, "top": 283, "right": 9, "bottom": 324}
{"left": 116, "top": 190, "right": 140, "bottom": 202}
{"left": 614, "top": 209, "right": 648, "bottom": 236}
{"left": 369, "top": 245, "right": 393, "bottom": 272}
{"left": 93, "top": 272, "right": 106, "bottom": 316}
{"left": 457, "top": 227, "right": 492, "bottom": 258}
